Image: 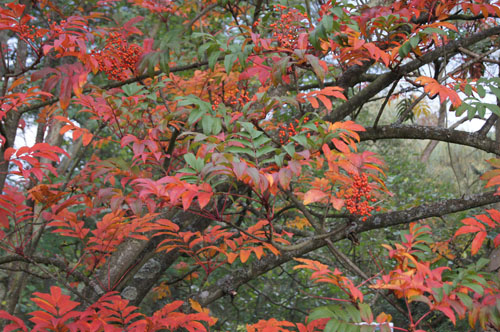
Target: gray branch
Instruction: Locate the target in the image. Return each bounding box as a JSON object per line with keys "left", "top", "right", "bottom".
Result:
{"left": 327, "top": 25, "right": 500, "bottom": 122}
{"left": 193, "top": 191, "right": 500, "bottom": 306}
{"left": 359, "top": 124, "right": 500, "bottom": 155}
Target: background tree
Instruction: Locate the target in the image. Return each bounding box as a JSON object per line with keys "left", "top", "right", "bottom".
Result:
{"left": 0, "top": 0, "right": 500, "bottom": 331}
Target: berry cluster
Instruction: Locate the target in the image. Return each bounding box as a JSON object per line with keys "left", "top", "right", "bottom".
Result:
{"left": 269, "top": 5, "right": 308, "bottom": 49}
{"left": 344, "top": 173, "right": 380, "bottom": 220}
{"left": 17, "top": 24, "right": 44, "bottom": 43}
{"left": 278, "top": 117, "right": 317, "bottom": 144}
{"left": 211, "top": 87, "right": 250, "bottom": 111}
{"left": 92, "top": 33, "right": 142, "bottom": 81}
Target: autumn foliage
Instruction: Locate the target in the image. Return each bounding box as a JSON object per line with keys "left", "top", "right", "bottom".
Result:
{"left": 0, "top": 0, "right": 500, "bottom": 331}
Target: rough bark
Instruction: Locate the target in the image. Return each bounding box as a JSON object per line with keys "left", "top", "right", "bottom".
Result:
{"left": 192, "top": 191, "right": 500, "bottom": 306}
{"left": 326, "top": 25, "right": 500, "bottom": 122}
{"left": 359, "top": 125, "right": 500, "bottom": 155}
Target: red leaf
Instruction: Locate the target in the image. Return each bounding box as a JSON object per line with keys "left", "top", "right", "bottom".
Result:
{"left": 471, "top": 231, "right": 487, "bottom": 255}
{"left": 278, "top": 168, "right": 292, "bottom": 190}
{"left": 82, "top": 132, "right": 93, "bottom": 146}
{"left": 461, "top": 217, "right": 486, "bottom": 230}
{"left": 454, "top": 225, "right": 481, "bottom": 237}
{"left": 332, "top": 138, "right": 350, "bottom": 153}
{"left": 59, "top": 76, "right": 72, "bottom": 110}
{"left": 297, "top": 33, "right": 309, "bottom": 50}
{"left": 494, "top": 234, "right": 500, "bottom": 247}
{"left": 0, "top": 311, "right": 28, "bottom": 332}
{"left": 435, "top": 305, "right": 456, "bottom": 325}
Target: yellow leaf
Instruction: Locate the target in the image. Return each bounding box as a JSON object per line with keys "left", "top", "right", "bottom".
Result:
{"left": 189, "top": 298, "right": 203, "bottom": 312}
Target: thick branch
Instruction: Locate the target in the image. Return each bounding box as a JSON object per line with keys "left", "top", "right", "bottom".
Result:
{"left": 193, "top": 191, "right": 500, "bottom": 306}
{"left": 0, "top": 254, "right": 103, "bottom": 299}
{"left": 327, "top": 25, "right": 500, "bottom": 122}
{"left": 19, "top": 59, "right": 216, "bottom": 115}
{"left": 359, "top": 125, "right": 500, "bottom": 155}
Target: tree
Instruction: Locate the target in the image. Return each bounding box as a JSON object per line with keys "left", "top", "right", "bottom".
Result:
{"left": 0, "top": 0, "right": 500, "bottom": 330}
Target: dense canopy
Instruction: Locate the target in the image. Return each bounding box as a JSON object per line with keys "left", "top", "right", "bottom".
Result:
{"left": 1, "top": 0, "right": 500, "bottom": 331}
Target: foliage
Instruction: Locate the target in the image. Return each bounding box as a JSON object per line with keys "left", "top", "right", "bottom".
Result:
{"left": 0, "top": 0, "right": 500, "bottom": 331}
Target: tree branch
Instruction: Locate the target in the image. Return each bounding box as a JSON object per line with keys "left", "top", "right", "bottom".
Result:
{"left": 326, "top": 25, "right": 500, "bottom": 122}
{"left": 192, "top": 191, "right": 500, "bottom": 306}
{"left": 359, "top": 124, "right": 500, "bottom": 155}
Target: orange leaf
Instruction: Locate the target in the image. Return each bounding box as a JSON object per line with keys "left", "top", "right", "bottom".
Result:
{"left": 307, "top": 96, "right": 319, "bottom": 108}
{"left": 332, "top": 138, "right": 350, "bottom": 153}
{"left": 82, "top": 132, "right": 93, "bottom": 146}
{"left": 331, "top": 197, "right": 344, "bottom": 210}
{"left": 303, "top": 189, "right": 328, "bottom": 205}
{"left": 240, "top": 249, "right": 251, "bottom": 263}
{"left": 317, "top": 94, "right": 332, "bottom": 111}
{"left": 226, "top": 252, "right": 238, "bottom": 264}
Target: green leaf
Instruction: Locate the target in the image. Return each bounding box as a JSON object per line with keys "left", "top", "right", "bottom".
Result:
{"left": 184, "top": 153, "right": 197, "bottom": 170}
{"left": 409, "top": 35, "right": 420, "bottom": 48}
{"left": 398, "top": 41, "right": 412, "bottom": 58}
{"left": 283, "top": 143, "right": 295, "bottom": 157}
{"left": 476, "top": 257, "right": 490, "bottom": 271}
{"left": 380, "top": 323, "right": 392, "bottom": 332}
{"left": 467, "top": 106, "right": 477, "bottom": 120}
{"left": 208, "top": 50, "right": 221, "bottom": 70}
{"left": 345, "top": 323, "right": 361, "bottom": 332}
{"left": 443, "top": 283, "right": 453, "bottom": 296}
{"left": 306, "top": 55, "right": 325, "bottom": 82}
{"left": 303, "top": 122, "right": 318, "bottom": 131}
{"left": 318, "top": 15, "right": 334, "bottom": 39}
{"left": 232, "top": 137, "right": 254, "bottom": 148}
{"left": 413, "top": 243, "right": 430, "bottom": 252}
{"left": 192, "top": 32, "right": 216, "bottom": 41}
{"left": 331, "top": 7, "right": 344, "bottom": 19}
{"left": 224, "top": 54, "right": 237, "bottom": 73}
{"left": 180, "top": 175, "right": 199, "bottom": 183}
{"left": 122, "top": 83, "right": 144, "bottom": 96}
{"left": 457, "top": 293, "right": 473, "bottom": 308}
{"left": 478, "top": 104, "right": 486, "bottom": 118}
{"left": 454, "top": 103, "right": 468, "bottom": 117}
{"left": 358, "top": 303, "right": 372, "bottom": 322}
{"left": 486, "top": 103, "right": 500, "bottom": 116}
{"left": 160, "top": 51, "right": 170, "bottom": 75}
{"left": 188, "top": 108, "right": 205, "bottom": 125}
{"left": 240, "top": 122, "right": 261, "bottom": 139}
{"left": 202, "top": 115, "right": 214, "bottom": 135}
{"left": 464, "top": 84, "right": 472, "bottom": 96}
{"left": 226, "top": 146, "right": 252, "bottom": 154}
{"left": 465, "top": 273, "right": 488, "bottom": 287}
{"left": 324, "top": 319, "right": 340, "bottom": 332}
{"left": 490, "top": 86, "right": 500, "bottom": 99}
{"left": 477, "top": 85, "right": 486, "bottom": 98}
{"left": 291, "top": 134, "right": 309, "bottom": 148}
{"left": 360, "top": 325, "right": 375, "bottom": 332}
{"left": 309, "top": 30, "right": 320, "bottom": 49}
{"left": 256, "top": 145, "right": 275, "bottom": 158}
{"left": 308, "top": 306, "right": 335, "bottom": 322}
{"left": 462, "top": 282, "right": 484, "bottom": 295}
{"left": 421, "top": 27, "right": 447, "bottom": 35}
{"left": 212, "top": 117, "right": 222, "bottom": 135}
{"left": 253, "top": 135, "right": 271, "bottom": 147}
{"left": 274, "top": 153, "right": 285, "bottom": 167}
{"left": 345, "top": 304, "right": 361, "bottom": 323}
{"left": 433, "top": 287, "right": 444, "bottom": 302}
